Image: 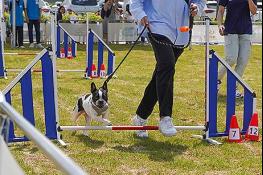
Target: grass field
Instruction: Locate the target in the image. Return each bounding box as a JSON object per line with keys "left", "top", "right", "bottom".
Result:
{"left": 0, "top": 44, "right": 262, "bottom": 175}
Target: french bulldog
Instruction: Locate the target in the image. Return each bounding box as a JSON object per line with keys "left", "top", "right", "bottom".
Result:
{"left": 72, "top": 82, "right": 111, "bottom": 136}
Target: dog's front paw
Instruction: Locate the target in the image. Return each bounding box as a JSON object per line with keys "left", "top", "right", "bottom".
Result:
{"left": 106, "top": 122, "right": 112, "bottom": 126}
{"left": 103, "top": 119, "right": 112, "bottom": 126}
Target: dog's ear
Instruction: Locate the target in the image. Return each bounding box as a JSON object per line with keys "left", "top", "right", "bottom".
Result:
{"left": 91, "top": 82, "right": 97, "bottom": 93}
{"left": 102, "top": 82, "right": 108, "bottom": 92}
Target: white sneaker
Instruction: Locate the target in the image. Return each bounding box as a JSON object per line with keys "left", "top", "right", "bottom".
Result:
{"left": 159, "top": 116, "right": 177, "bottom": 137}
{"left": 19, "top": 46, "right": 25, "bottom": 49}
{"left": 29, "top": 43, "right": 35, "bottom": 48}
{"left": 36, "top": 43, "right": 44, "bottom": 49}
{"left": 132, "top": 115, "right": 148, "bottom": 138}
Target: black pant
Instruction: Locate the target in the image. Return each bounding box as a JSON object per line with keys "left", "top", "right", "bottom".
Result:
{"left": 136, "top": 34, "right": 184, "bottom": 119}
{"left": 28, "top": 20, "right": 41, "bottom": 44}
{"left": 12, "top": 26, "right": 24, "bottom": 47}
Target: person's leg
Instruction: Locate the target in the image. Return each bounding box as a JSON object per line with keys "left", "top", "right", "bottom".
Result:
{"left": 28, "top": 20, "right": 34, "bottom": 44}
{"left": 151, "top": 34, "right": 183, "bottom": 136}
{"left": 136, "top": 34, "right": 178, "bottom": 119}
{"left": 133, "top": 68, "right": 157, "bottom": 138}
{"left": 34, "top": 20, "right": 41, "bottom": 44}
{"left": 235, "top": 34, "right": 251, "bottom": 77}
{"left": 34, "top": 20, "right": 44, "bottom": 48}
{"left": 102, "top": 18, "right": 109, "bottom": 43}
{"left": 218, "top": 34, "right": 239, "bottom": 81}
{"left": 17, "top": 26, "right": 24, "bottom": 47}
{"left": 134, "top": 34, "right": 177, "bottom": 137}
{"left": 157, "top": 47, "right": 183, "bottom": 117}
{"left": 154, "top": 36, "right": 183, "bottom": 118}
{"left": 136, "top": 68, "right": 158, "bottom": 119}
{"left": 15, "top": 26, "right": 18, "bottom": 47}
{"left": 141, "top": 36, "right": 145, "bottom": 43}
{"left": 233, "top": 34, "right": 252, "bottom": 98}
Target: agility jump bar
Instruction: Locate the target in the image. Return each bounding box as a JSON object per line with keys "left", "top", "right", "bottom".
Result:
{"left": 58, "top": 125, "right": 206, "bottom": 131}
{"left": 6, "top": 68, "right": 85, "bottom": 73}
{"left": 4, "top": 52, "right": 39, "bottom": 56}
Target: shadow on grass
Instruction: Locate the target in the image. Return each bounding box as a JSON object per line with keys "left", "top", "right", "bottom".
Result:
{"left": 217, "top": 94, "right": 244, "bottom": 105}
{"left": 11, "top": 143, "right": 39, "bottom": 154}
{"left": 75, "top": 134, "right": 104, "bottom": 149}
{"left": 112, "top": 136, "right": 188, "bottom": 162}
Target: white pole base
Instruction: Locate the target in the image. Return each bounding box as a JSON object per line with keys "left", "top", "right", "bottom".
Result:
{"left": 192, "top": 135, "right": 222, "bottom": 145}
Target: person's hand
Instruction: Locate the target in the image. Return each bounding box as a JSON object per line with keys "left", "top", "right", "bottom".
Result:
{"left": 140, "top": 16, "right": 149, "bottom": 27}
{"left": 190, "top": 3, "right": 198, "bottom": 17}
{"left": 218, "top": 25, "right": 225, "bottom": 36}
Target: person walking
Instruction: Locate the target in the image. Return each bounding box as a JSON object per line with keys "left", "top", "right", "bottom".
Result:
{"left": 24, "top": 0, "right": 44, "bottom": 48}
{"left": 217, "top": 0, "right": 257, "bottom": 98}
{"left": 9, "top": 0, "right": 26, "bottom": 48}
{"left": 130, "top": 0, "right": 205, "bottom": 138}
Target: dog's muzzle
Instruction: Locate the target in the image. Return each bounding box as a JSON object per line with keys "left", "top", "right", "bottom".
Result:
{"left": 96, "top": 100, "right": 106, "bottom": 108}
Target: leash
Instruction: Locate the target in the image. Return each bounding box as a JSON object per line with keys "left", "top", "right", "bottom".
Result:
{"left": 104, "top": 15, "right": 194, "bottom": 84}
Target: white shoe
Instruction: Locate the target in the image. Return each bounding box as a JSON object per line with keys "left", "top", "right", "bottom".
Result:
{"left": 36, "top": 43, "right": 44, "bottom": 49}
{"left": 159, "top": 116, "right": 177, "bottom": 137}
{"left": 19, "top": 46, "right": 25, "bottom": 49}
{"left": 132, "top": 115, "right": 148, "bottom": 138}
{"left": 29, "top": 43, "right": 35, "bottom": 48}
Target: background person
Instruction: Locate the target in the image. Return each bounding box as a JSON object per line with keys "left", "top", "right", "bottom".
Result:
{"left": 123, "top": 4, "right": 134, "bottom": 22}
{"left": 101, "top": 0, "right": 122, "bottom": 43}
{"left": 9, "top": 0, "right": 25, "bottom": 48}
{"left": 217, "top": 0, "right": 257, "bottom": 98}
{"left": 57, "top": 5, "right": 65, "bottom": 23}
{"left": 24, "top": 0, "right": 44, "bottom": 49}
{"left": 130, "top": 0, "right": 205, "bottom": 138}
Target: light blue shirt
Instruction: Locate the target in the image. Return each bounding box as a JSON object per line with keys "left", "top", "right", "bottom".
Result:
{"left": 130, "top": 0, "right": 205, "bottom": 45}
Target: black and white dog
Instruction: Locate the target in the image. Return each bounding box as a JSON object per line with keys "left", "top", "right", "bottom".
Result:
{"left": 72, "top": 82, "right": 111, "bottom": 136}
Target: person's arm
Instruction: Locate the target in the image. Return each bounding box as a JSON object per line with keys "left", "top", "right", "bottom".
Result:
{"left": 217, "top": 0, "right": 228, "bottom": 36}
{"left": 23, "top": 0, "right": 29, "bottom": 23}
{"left": 130, "top": 0, "right": 148, "bottom": 27}
{"left": 217, "top": 5, "right": 225, "bottom": 36}
{"left": 190, "top": 0, "right": 206, "bottom": 17}
{"left": 248, "top": 0, "right": 257, "bottom": 15}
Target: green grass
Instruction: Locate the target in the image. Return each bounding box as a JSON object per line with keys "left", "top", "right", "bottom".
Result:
{"left": 0, "top": 44, "right": 262, "bottom": 175}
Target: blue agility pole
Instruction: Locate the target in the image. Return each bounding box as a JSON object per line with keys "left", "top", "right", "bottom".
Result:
{"left": 64, "top": 31, "right": 68, "bottom": 58}
{"left": 86, "top": 29, "right": 115, "bottom": 78}
{"left": 0, "top": 34, "right": 5, "bottom": 78}
{"left": 56, "top": 24, "right": 77, "bottom": 59}
{"left": 208, "top": 50, "right": 257, "bottom": 138}
{"left": 56, "top": 25, "right": 61, "bottom": 58}
{"left": 3, "top": 50, "right": 60, "bottom": 142}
